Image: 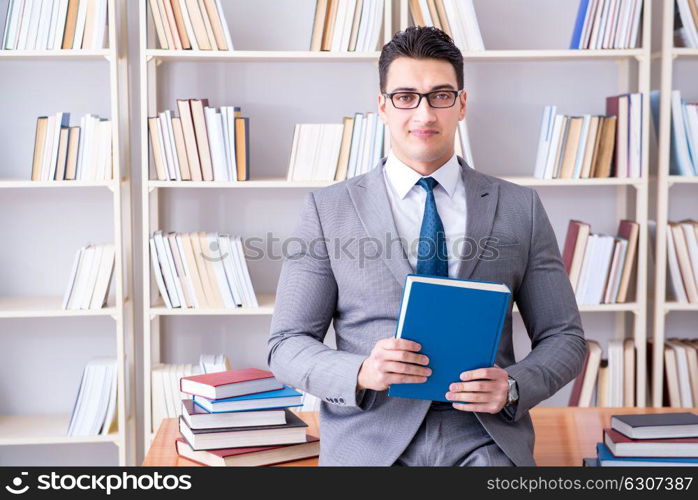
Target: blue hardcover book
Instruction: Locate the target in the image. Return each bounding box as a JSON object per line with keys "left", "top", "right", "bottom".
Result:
{"left": 193, "top": 385, "right": 303, "bottom": 413}
{"left": 596, "top": 443, "right": 698, "bottom": 466}
{"left": 387, "top": 274, "right": 511, "bottom": 403}
{"left": 570, "top": 0, "right": 591, "bottom": 49}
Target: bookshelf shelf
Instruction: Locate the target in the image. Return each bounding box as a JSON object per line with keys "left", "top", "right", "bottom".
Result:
{"left": 0, "top": 297, "right": 118, "bottom": 319}
{"left": 0, "top": 414, "right": 119, "bottom": 446}
{"left": 0, "top": 0, "right": 135, "bottom": 465}
{"left": 147, "top": 176, "right": 643, "bottom": 190}
{"left": 651, "top": 0, "right": 698, "bottom": 408}
{"left": 148, "top": 294, "right": 276, "bottom": 317}
{"left": 0, "top": 50, "right": 111, "bottom": 61}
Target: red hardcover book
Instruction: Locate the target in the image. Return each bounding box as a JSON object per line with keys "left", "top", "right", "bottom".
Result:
{"left": 179, "top": 368, "right": 282, "bottom": 400}
{"left": 562, "top": 220, "right": 583, "bottom": 274}
{"left": 604, "top": 428, "right": 698, "bottom": 457}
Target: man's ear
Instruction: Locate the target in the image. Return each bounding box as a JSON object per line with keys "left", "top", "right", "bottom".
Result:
{"left": 377, "top": 93, "right": 387, "bottom": 123}
{"left": 459, "top": 91, "right": 467, "bottom": 120}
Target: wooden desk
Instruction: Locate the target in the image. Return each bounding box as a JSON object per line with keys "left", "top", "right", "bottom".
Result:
{"left": 142, "top": 407, "right": 694, "bottom": 466}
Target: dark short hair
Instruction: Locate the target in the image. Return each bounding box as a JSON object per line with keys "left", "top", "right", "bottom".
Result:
{"left": 378, "top": 26, "right": 464, "bottom": 94}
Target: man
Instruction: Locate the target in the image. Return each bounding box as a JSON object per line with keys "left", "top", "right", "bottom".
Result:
{"left": 267, "top": 26, "right": 586, "bottom": 466}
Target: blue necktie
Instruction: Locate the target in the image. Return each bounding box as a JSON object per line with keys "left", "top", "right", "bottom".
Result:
{"left": 416, "top": 177, "right": 448, "bottom": 277}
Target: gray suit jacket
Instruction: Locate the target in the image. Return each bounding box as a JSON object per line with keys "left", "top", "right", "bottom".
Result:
{"left": 267, "top": 156, "right": 586, "bottom": 466}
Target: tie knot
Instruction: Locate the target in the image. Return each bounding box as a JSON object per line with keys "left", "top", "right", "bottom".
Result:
{"left": 417, "top": 177, "right": 438, "bottom": 193}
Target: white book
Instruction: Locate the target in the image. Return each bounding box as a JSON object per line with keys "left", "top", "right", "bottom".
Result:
{"left": 174, "top": 233, "right": 199, "bottom": 308}
{"left": 219, "top": 107, "right": 233, "bottom": 181}
{"left": 43, "top": 0, "right": 59, "bottom": 49}
{"left": 232, "top": 236, "right": 258, "bottom": 307}
{"left": 287, "top": 124, "right": 301, "bottom": 181}
{"left": 93, "top": 119, "right": 108, "bottom": 180}
{"left": 150, "top": 238, "right": 173, "bottom": 308}
{"left": 359, "top": 113, "right": 377, "bottom": 176}
{"left": 50, "top": 0, "right": 70, "bottom": 49}
{"left": 62, "top": 246, "right": 84, "bottom": 310}
{"left": 68, "top": 363, "right": 98, "bottom": 435}
{"left": 153, "top": 117, "right": 172, "bottom": 180}
{"left": 533, "top": 106, "right": 555, "bottom": 178}
{"left": 442, "top": 0, "right": 466, "bottom": 51}
{"left": 367, "top": 0, "right": 384, "bottom": 53}
{"left": 69, "top": 244, "right": 95, "bottom": 310}
{"left": 671, "top": 91, "right": 695, "bottom": 176}
{"left": 371, "top": 120, "right": 385, "bottom": 170}
{"left": 609, "top": 238, "right": 628, "bottom": 303}
{"left": 91, "top": 0, "right": 108, "bottom": 49}
{"left": 572, "top": 114, "right": 591, "bottom": 178}
{"left": 453, "top": 0, "right": 474, "bottom": 51}
{"left": 580, "top": 0, "right": 599, "bottom": 49}
{"left": 602, "top": 0, "right": 619, "bottom": 49}
{"left": 164, "top": 111, "right": 181, "bottom": 180}
{"left": 588, "top": 0, "right": 607, "bottom": 49}
{"left": 612, "top": 0, "right": 630, "bottom": 49}
{"left": 666, "top": 228, "right": 688, "bottom": 303}
{"left": 16, "top": 0, "right": 34, "bottom": 49}
{"left": 352, "top": 116, "right": 369, "bottom": 178}
{"left": 608, "top": 339, "right": 624, "bottom": 407}
{"left": 214, "top": 0, "right": 233, "bottom": 49}
{"left": 457, "top": 119, "right": 474, "bottom": 168}
{"left": 25, "top": 0, "right": 43, "bottom": 49}
{"left": 543, "top": 114, "right": 564, "bottom": 179}
{"left": 206, "top": 232, "right": 236, "bottom": 308}
{"left": 667, "top": 341, "right": 694, "bottom": 407}
{"left": 3, "top": 0, "right": 21, "bottom": 49}
{"left": 204, "top": 107, "right": 229, "bottom": 181}
{"left": 338, "top": 0, "right": 355, "bottom": 51}
{"left": 418, "top": 0, "right": 432, "bottom": 25}
{"left": 40, "top": 114, "right": 56, "bottom": 180}
{"left": 677, "top": 0, "right": 698, "bottom": 48}
{"left": 79, "top": 114, "right": 95, "bottom": 180}
{"left": 684, "top": 104, "right": 698, "bottom": 173}
{"left": 584, "top": 234, "right": 615, "bottom": 305}
{"left": 159, "top": 112, "right": 179, "bottom": 181}
{"left": 330, "top": 0, "right": 348, "bottom": 52}
{"left": 75, "top": 114, "right": 87, "bottom": 179}
{"left": 681, "top": 222, "right": 698, "bottom": 288}
{"left": 218, "top": 234, "right": 243, "bottom": 306}
{"left": 629, "top": 92, "right": 642, "bottom": 178}
{"left": 595, "top": 0, "right": 613, "bottom": 49}
{"left": 100, "top": 360, "right": 118, "bottom": 435}
{"left": 575, "top": 233, "right": 597, "bottom": 300}
{"left": 80, "top": 242, "right": 104, "bottom": 309}
{"left": 162, "top": 232, "right": 187, "bottom": 307}
{"left": 90, "top": 243, "right": 115, "bottom": 309}
{"left": 49, "top": 113, "right": 69, "bottom": 180}
{"left": 73, "top": 0, "right": 89, "bottom": 49}
{"left": 355, "top": 0, "right": 372, "bottom": 52}
{"left": 89, "top": 361, "right": 112, "bottom": 435}
{"left": 346, "top": 113, "right": 364, "bottom": 178}
{"left": 616, "top": 95, "right": 629, "bottom": 178}
{"left": 460, "top": 0, "right": 484, "bottom": 51}
{"left": 302, "top": 123, "right": 322, "bottom": 181}
{"left": 153, "top": 231, "right": 181, "bottom": 308}
{"left": 626, "top": 0, "right": 643, "bottom": 49}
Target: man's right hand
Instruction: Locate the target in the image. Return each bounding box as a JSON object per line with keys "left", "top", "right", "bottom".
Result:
{"left": 356, "top": 338, "right": 431, "bottom": 391}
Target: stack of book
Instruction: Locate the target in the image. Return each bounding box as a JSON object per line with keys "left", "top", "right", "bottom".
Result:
{"left": 150, "top": 231, "right": 258, "bottom": 310}
{"left": 68, "top": 358, "right": 117, "bottom": 436}
{"left": 534, "top": 94, "right": 643, "bottom": 179}
{"left": 31, "top": 113, "right": 113, "bottom": 181}
{"left": 1, "top": 0, "right": 109, "bottom": 50}
{"left": 570, "top": 338, "right": 636, "bottom": 407}
{"left": 148, "top": 99, "right": 249, "bottom": 182}
{"left": 408, "top": 0, "right": 484, "bottom": 51}
{"left": 662, "top": 338, "right": 698, "bottom": 408}
{"left": 62, "top": 243, "right": 116, "bottom": 311}
{"left": 151, "top": 354, "right": 231, "bottom": 431}
{"left": 561, "top": 219, "right": 639, "bottom": 305}
{"left": 666, "top": 220, "right": 698, "bottom": 304}
{"left": 310, "top": 0, "right": 384, "bottom": 52}
{"left": 148, "top": 0, "right": 233, "bottom": 50}
{"left": 669, "top": 90, "right": 698, "bottom": 176}
{"left": 584, "top": 412, "right": 698, "bottom": 466}
{"left": 176, "top": 368, "right": 320, "bottom": 466}
{"left": 570, "top": 0, "right": 644, "bottom": 49}
{"left": 676, "top": 0, "right": 698, "bottom": 48}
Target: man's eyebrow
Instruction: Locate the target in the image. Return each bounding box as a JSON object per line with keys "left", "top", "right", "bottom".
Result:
{"left": 388, "top": 84, "right": 457, "bottom": 92}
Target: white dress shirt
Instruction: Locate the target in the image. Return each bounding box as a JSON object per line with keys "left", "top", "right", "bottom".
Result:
{"left": 382, "top": 150, "right": 467, "bottom": 278}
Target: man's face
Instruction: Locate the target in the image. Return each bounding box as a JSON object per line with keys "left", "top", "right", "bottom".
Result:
{"left": 378, "top": 57, "right": 466, "bottom": 171}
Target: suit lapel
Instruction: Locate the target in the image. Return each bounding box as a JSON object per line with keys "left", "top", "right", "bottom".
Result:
{"left": 347, "top": 158, "right": 413, "bottom": 287}
{"left": 456, "top": 156, "right": 500, "bottom": 280}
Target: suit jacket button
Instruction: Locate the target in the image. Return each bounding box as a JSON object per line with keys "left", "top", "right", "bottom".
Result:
{"left": 339, "top": 397, "right": 345, "bottom": 404}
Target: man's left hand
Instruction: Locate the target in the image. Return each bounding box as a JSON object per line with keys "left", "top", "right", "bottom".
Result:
{"left": 445, "top": 366, "right": 509, "bottom": 414}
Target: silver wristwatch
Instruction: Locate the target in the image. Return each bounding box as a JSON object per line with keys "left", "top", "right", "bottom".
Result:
{"left": 506, "top": 376, "right": 519, "bottom": 406}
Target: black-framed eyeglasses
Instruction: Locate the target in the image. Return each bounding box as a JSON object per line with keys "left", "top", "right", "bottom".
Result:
{"left": 383, "top": 90, "right": 464, "bottom": 109}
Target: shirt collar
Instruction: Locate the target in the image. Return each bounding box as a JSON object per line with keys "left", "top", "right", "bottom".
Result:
{"left": 384, "top": 150, "right": 461, "bottom": 200}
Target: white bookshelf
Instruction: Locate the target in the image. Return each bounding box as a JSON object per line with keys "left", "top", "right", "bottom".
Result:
{"left": 0, "top": 0, "right": 134, "bottom": 464}
{"left": 138, "top": 0, "right": 656, "bottom": 450}
{"left": 650, "top": 0, "right": 698, "bottom": 407}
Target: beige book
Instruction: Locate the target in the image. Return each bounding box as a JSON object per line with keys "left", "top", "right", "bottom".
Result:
{"left": 551, "top": 116, "right": 569, "bottom": 178}
{"left": 235, "top": 117, "right": 249, "bottom": 181}
{"left": 89, "top": 244, "right": 115, "bottom": 309}
{"left": 596, "top": 361, "right": 609, "bottom": 407}
{"left": 65, "top": 127, "right": 81, "bottom": 180}
{"left": 170, "top": 0, "right": 191, "bottom": 49}
{"left": 559, "top": 116, "right": 583, "bottom": 179}
{"left": 664, "top": 345, "right": 682, "bottom": 408}
{"left": 148, "top": 117, "right": 168, "bottom": 180}
{"left": 184, "top": 0, "right": 211, "bottom": 50}
{"left": 334, "top": 117, "right": 354, "bottom": 181}
{"left": 202, "top": 0, "right": 228, "bottom": 50}
{"left": 347, "top": 0, "right": 363, "bottom": 52}
{"left": 580, "top": 116, "right": 600, "bottom": 178}
{"left": 602, "top": 238, "right": 622, "bottom": 303}
{"left": 434, "top": 0, "right": 452, "bottom": 38}
{"left": 31, "top": 117, "right": 49, "bottom": 181}
{"left": 148, "top": 0, "right": 169, "bottom": 49}
{"left": 616, "top": 220, "right": 639, "bottom": 303}
{"left": 167, "top": 233, "right": 194, "bottom": 308}
{"left": 197, "top": 0, "right": 218, "bottom": 50}
{"left": 670, "top": 223, "right": 698, "bottom": 302}
{"left": 176, "top": 99, "right": 203, "bottom": 181}
{"left": 688, "top": 0, "right": 698, "bottom": 32}
{"left": 321, "top": 0, "right": 339, "bottom": 51}
{"left": 409, "top": 0, "right": 425, "bottom": 26}
{"left": 189, "top": 99, "right": 214, "bottom": 181}
{"left": 161, "top": 0, "right": 183, "bottom": 50}
{"left": 579, "top": 340, "right": 602, "bottom": 407}
{"left": 310, "top": 0, "right": 329, "bottom": 51}
{"left": 593, "top": 115, "right": 617, "bottom": 178}
{"left": 178, "top": 232, "right": 209, "bottom": 308}
{"left": 667, "top": 339, "right": 694, "bottom": 407}
{"left": 426, "top": 0, "right": 441, "bottom": 30}
{"left": 569, "top": 222, "right": 590, "bottom": 291}
{"left": 81, "top": 0, "right": 98, "bottom": 49}
{"left": 62, "top": 0, "right": 81, "bottom": 49}
{"left": 156, "top": 0, "right": 177, "bottom": 50}
{"left": 680, "top": 339, "right": 698, "bottom": 406}
{"left": 623, "top": 338, "right": 635, "bottom": 407}
{"left": 171, "top": 117, "right": 192, "bottom": 180}
{"left": 195, "top": 231, "right": 226, "bottom": 308}
{"left": 54, "top": 128, "right": 70, "bottom": 181}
